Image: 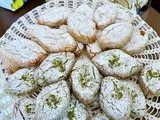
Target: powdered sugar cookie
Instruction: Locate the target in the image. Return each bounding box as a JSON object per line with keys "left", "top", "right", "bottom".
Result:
{"left": 98, "top": 22, "right": 133, "bottom": 49}
{"left": 122, "top": 29, "right": 148, "bottom": 55}
{"left": 35, "top": 80, "right": 70, "bottom": 120}
{"left": 26, "top": 24, "right": 77, "bottom": 53}
{"left": 94, "top": 4, "right": 117, "bottom": 30}
{"left": 67, "top": 13, "right": 97, "bottom": 44}
{"left": 38, "top": 6, "right": 71, "bottom": 27}
{"left": 92, "top": 49, "right": 142, "bottom": 78}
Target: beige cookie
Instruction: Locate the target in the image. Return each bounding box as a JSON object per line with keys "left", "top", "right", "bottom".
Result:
{"left": 0, "top": 38, "right": 47, "bottom": 74}
{"left": 98, "top": 22, "right": 133, "bottom": 49}
{"left": 121, "top": 29, "right": 148, "bottom": 55}
{"left": 38, "top": 6, "right": 71, "bottom": 27}
{"left": 26, "top": 24, "right": 77, "bottom": 53}
{"left": 67, "top": 13, "right": 97, "bottom": 44}
{"left": 94, "top": 4, "right": 117, "bottom": 30}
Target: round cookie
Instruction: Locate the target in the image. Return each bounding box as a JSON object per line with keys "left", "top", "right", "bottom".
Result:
{"left": 35, "top": 52, "right": 75, "bottom": 86}
{"left": 98, "top": 22, "right": 133, "bottom": 49}
{"left": 140, "top": 61, "right": 160, "bottom": 97}
{"left": 67, "top": 13, "right": 97, "bottom": 44}
{"left": 94, "top": 4, "right": 117, "bottom": 30}
{"left": 35, "top": 80, "right": 70, "bottom": 120}
{"left": 6, "top": 67, "right": 38, "bottom": 96}
{"left": 38, "top": 6, "right": 71, "bottom": 27}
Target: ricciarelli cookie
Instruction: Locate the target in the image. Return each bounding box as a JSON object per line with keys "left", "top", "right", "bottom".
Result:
{"left": 98, "top": 22, "right": 133, "bottom": 49}
{"left": 94, "top": 4, "right": 117, "bottom": 30}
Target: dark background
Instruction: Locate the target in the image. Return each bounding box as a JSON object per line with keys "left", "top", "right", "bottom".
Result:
{"left": 152, "top": 0, "right": 160, "bottom": 13}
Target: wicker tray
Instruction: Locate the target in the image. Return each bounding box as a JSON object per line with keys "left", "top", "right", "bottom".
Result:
{"left": 0, "top": 0, "right": 160, "bottom": 119}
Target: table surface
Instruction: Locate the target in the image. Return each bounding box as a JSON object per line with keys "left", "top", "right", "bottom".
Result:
{"left": 0, "top": 0, "right": 160, "bottom": 37}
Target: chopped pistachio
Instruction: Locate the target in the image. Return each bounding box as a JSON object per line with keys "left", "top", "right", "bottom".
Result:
{"left": 109, "top": 54, "right": 121, "bottom": 68}
{"left": 147, "top": 69, "right": 160, "bottom": 81}
{"left": 112, "top": 82, "right": 124, "bottom": 100}
{"left": 25, "top": 104, "right": 34, "bottom": 114}
{"left": 78, "top": 65, "right": 93, "bottom": 88}
{"left": 45, "top": 94, "right": 61, "bottom": 108}
{"left": 21, "top": 73, "right": 35, "bottom": 84}
{"left": 67, "top": 106, "right": 76, "bottom": 120}
{"left": 52, "top": 57, "right": 69, "bottom": 72}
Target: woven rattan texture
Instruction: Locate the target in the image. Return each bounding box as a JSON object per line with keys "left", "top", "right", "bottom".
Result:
{"left": 0, "top": 0, "right": 160, "bottom": 120}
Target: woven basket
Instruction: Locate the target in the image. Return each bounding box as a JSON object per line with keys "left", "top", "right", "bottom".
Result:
{"left": 0, "top": 0, "right": 160, "bottom": 119}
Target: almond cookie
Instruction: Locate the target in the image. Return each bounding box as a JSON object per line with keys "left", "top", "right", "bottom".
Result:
{"left": 123, "top": 81, "right": 146, "bottom": 118}
{"left": 92, "top": 49, "right": 142, "bottom": 78}
{"left": 100, "top": 76, "right": 132, "bottom": 120}
{"left": 75, "top": 4, "right": 94, "bottom": 20}
{"left": 98, "top": 22, "right": 133, "bottom": 49}
{"left": 35, "top": 52, "right": 75, "bottom": 86}
{"left": 35, "top": 80, "right": 70, "bottom": 120}
{"left": 94, "top": 4, "right": 117, "bottom": 30}
{"left": 140, "top": 61, "right": 160, "bottom": 97}
{"left": 16, "top": 98, "right": 36, "bottom": 120}
{"left": 6, "top": 68, "right": 38, "bottom": 96}
{"left": 61, "top": 96, "right": 89, "bottom": 120}
{"left": 26, "top": 24, "right": 77, "bottom": 53}
{"left": 59, "top": 25, "right": 85, "bottom": 56}
{"left": 86, "top": 40, "right": 102, "bottom": 58}
{"left": 0, "top": 38, "right": 47, "bottom": 74}
{"left": 71, "top": 58, "right": 101, "bottom": 104}
{"left": 38, "top": 6, "right": 71, "bottom": 27}
{"left": 121, "top": 29, "right": 148, "bottom": 55}
{"left": 67, "top": 13, "right": 97, "bottom": 44}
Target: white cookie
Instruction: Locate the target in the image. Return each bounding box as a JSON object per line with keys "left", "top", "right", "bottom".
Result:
{"left": 123, "top": 81, "right": 146, "bottom": 117}
{"left": 94, "top": 4, "right": 117, "bottom": 29}
{"left": 86, "top": 40, "right": 102, "bottom": 58}
{"left": 26, "top": 24, "right": 77, "bottom": 53}
{"left": 38, "top": 6, "right": 71, "bottom": 27}
{"left": 67, "top": 13, "right": 97, "bottom": 44}
{"left": 98, "top": 22, "right": 133, "bottom": 49}
{"left": 91, "top": 113, "right": 109, "bottom": 120}
{"left": 115, "top": 6, "right": 133, "bottom": 23}
{"left": 0, "top": 38, "right": 47, "bottom": 74}
{"left": 35, "top": 52, "right": 75, "bottom": 86}
{"left": 92, "top": 49, "right": 142, "bottom": 78}
{"left": 6, "top": 68, "right": 37, "bottom": 96}
{"left": 140, "top": 61, "right": 160, "bottom": 97}
{"left": 17, "top": 98, "right": 36, "bottom": 120}
{"left": 61, "top": 96, "right": 89, "bottom": 120}
{"left": 59, "top": 25, "right": 85, "bottom": 57}
{"left": 36, "top": 80, "right": 70, "bottom": 120}
{"left": 75, "top": 4, "right": 94, "bottom": 20}
{"left": 122, "top": 29, "right": 148, "bottom": 55}
{"left": 100, "top": 76, "right": 132, "bottom": 120}
{"left": 71, "top": 58, "right": 101, "bottom": 104}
